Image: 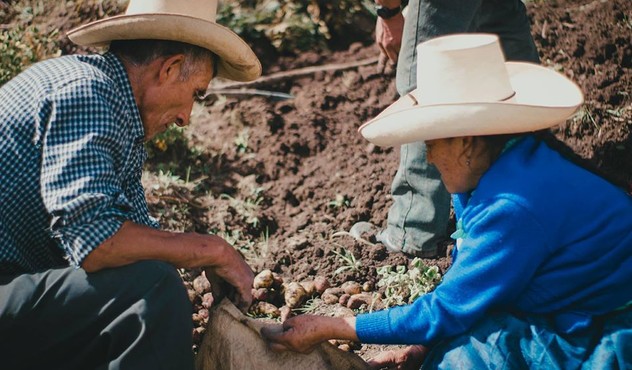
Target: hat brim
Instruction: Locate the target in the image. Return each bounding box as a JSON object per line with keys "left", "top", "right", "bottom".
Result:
{"left": 359, "top": 62, "right": 584, "bottom": 146}
{"left": 67, "top": 14, "right": 262, "bottom": 82}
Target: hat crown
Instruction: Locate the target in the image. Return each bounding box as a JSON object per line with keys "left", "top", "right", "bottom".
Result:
{"left": 126, "top": 0, "right": 217, "bottom": 22}
{"left": 415, "top": 34, "right": 514, "bottom": 105}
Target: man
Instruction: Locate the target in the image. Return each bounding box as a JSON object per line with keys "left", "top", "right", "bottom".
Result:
{"left": 0, "top": 0, "right": 260, "bottom": 369}
{"left": 369, "top": 0, "right": 540, "bottom": 258}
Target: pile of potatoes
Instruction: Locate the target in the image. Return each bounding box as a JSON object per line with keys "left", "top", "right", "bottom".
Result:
{"left": 249, "top": 269, "right": 380, "bottom": 320}
{"left": 185, "top": 268, "right": 381, "bottom": 351}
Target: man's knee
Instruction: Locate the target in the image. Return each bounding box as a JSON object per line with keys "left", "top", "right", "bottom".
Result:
{"left": 113, "top": 260, "right": 187, "bottom": 303}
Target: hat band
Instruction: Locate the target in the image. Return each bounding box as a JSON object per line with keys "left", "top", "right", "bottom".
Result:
{"left": 406, "top": 90, "right": 517, "bottom": 106}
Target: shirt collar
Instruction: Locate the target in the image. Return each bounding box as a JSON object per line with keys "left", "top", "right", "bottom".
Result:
{"left": 103, "top": 52, "right": 145, "bottom": 143}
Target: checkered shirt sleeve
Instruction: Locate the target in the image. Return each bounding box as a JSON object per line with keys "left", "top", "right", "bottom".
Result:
{"left": 0, "top": 53, "right": 158, "bottom": 273}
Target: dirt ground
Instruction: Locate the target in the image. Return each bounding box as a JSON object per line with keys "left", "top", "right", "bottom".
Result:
{"left": 165, "top": 0, "right": 631, "bottom": 359}
{"left": 5, "top": 0, "right": 630, "bottom": 363}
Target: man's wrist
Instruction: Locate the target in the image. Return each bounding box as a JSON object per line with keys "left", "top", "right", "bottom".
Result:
{"left": 376, "top": 4, "right": 402, "bottom": 19}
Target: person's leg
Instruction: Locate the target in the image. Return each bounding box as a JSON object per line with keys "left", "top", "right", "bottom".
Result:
{"left": 422, "top": 312, "right": 596, "bottom": 370}
{"left": 582, "top": 308, "right": 632, "bottom": 369}
{"left": 384, "top": 0, "right": 483, "bottom": 257}
{"left": 476, "top": 0, "right": 540, "bottom": 63}
{"left": 0, "top": 261, "right": 194, "bottom": 370}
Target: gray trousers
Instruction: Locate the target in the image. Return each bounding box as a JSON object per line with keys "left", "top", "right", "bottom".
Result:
{"left": 386, "top": 0, "right": 540, "bottom": 256}
{"left": 0, "top": 261, "right": 194, "bottom": 370}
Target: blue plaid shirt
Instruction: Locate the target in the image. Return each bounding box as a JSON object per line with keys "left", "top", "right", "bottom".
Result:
{"left": 0, "top": 52, "right": 158, "bottom": 274}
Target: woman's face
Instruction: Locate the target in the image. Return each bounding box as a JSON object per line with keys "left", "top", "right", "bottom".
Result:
{"left": 425, "top": 137, "right": 480, "bottom": 193}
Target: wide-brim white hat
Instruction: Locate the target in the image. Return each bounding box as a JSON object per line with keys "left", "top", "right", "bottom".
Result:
{"left": 359, "top": 34, "right": 584, "bottom": 146}
{"left": 67, "top": 0, "right": 261, "bottom": 82}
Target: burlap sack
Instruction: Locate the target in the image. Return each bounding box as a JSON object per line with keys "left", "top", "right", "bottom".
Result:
{"left": 196, "top": 299, "right": 371, "bottom": 370}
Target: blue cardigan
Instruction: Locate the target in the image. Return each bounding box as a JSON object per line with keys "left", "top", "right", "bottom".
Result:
{"left": 356, "top": 136, "right": 632, "bottom": 346}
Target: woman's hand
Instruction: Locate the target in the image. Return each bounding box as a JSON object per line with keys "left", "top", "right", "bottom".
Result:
{"left": 367, "top": 345, "right": 428, "bottom": 370}
{"left": 261, "top": 315, "right": 358, "bottom": 354}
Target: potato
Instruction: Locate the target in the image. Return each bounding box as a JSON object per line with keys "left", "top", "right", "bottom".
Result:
{"left": 192, "top": 326, "right": 205, "bottom": 342}
{"left": 253, "top": 269, "right": 275, "bottom": 289}
{"left": 201, "top": 292, "right": 214, "bottom": 308}
{"left": 252, "top": 287, "right": 269, "bottom": 302}
{"left": 193, "top": 274, "right": 211, "bottom": 295}
{"left": 197, "top": 308, "right": 210, "bottom": 320}
{"left": 338, "top": 293, "right": 351, "bottom": 306}
{"left": 187, "top": 288, "right": 197, "bottom": 303}
{"left": 280, "top": 305, "right": 292, "bottom": 322}
{"left": 338, "top": 343, "right": 351, "bottom": 352}
{"left": 284, "top": 282, "right": 308, "bottom": 308}
{"left": 341, "top": 281, "right": 362, "bottom": 295}
{"left": 323, "top": 287, "right": 344, "bottom": 297}
{"left": 251, "top": 301, "right": 281, "bottom": 318}
{"left": 322, "top": 292, "right": 339, "bottom": 305}
{"left": 347, "top": 293, "right": 373, "bottom": 309}
{"left": 362, "top": 281, "right": 374, "bottom": 292}
{"left": 314, "top": 276, "right": 330, "bottom": 294}
{"left": 300, "top": 281, "right": 316, "bottom": 296}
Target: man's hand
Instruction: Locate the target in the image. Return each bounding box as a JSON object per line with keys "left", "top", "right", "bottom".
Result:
{"left": 202, "top": 235, "right": 254, "bottom": 312}
{"left": 366, "top": 345, "right": 428, "bottom": 369}
{"left": 82, "top": 221, "right": 254, "bottom": 311}
{"left": 376, "top": 12, "right": 404, "bottom": 65}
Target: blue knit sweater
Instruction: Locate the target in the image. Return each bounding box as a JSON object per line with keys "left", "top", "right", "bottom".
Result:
{"left": 356, "top": 136, "right": 632, "bottom": 346}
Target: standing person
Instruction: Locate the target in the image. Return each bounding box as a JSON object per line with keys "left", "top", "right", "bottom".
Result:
{"left": 369, "top": 0, "right": 540, "bottom": 258}
{"left": 0, "top": 0, "right": 261, "bottom": 369}
{"left": 263, "top": 34, "right": 632, "bottom": 369}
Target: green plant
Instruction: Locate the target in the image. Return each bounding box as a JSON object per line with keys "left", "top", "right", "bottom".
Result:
{"left": 234, "top": 128, "right": 250, "bottom": 153}
{"left": 377, "top": 258, "right": 442, "bottom": 308}
{"left": 217, "top": 0, "right": 375, "bottom": 54}
{"left": 328, "top": 194, "right": 350, "bottom": 209}
{"left": 220, "top": 186, "right": 265, "bottom": 227}
{"left": 293, "top": 297, "right": 322, "bottom": 314}
{"left": 0, "top": 25, "right": 60, "bottom": 85}
{"left": 332, "top": 246, "right": 362, "bottom": 274}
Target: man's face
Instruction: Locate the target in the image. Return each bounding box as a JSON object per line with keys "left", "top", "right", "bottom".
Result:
{"left": 139, "top": 56, "right": 213, "bottom": 141}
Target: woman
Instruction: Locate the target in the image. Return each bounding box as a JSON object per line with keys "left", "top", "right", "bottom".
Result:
{"left": 261, "top": 34, "right": 632, "bottom": 369}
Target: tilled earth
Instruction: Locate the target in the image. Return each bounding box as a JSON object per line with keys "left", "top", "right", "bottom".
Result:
{"left": 5, "top": 0, "right": 630, "bottom": 363}
{"left": 166, "top": 0, "right": 631, "bottom": 359}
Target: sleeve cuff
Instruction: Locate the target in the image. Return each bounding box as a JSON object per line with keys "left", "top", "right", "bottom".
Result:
{"left": 52, "top": 217, "right": 125, "bottom": 268}
{"left": 356, "top": 309, "right": 396, "bottom": 344}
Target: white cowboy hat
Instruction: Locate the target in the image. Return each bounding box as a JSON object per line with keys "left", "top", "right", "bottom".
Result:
{"left": 66, "top": 0, "right": 261, "bottom": 82}
{"left": 359, "top": 33, "right": 584, "bottom": 146}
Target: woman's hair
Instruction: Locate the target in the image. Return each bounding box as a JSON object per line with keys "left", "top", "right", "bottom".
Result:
{"left": 108, "top": 39, "right": 218, "bottom": 80}
{"left": 481, "top": 130, "right": 628, "bottom": 191}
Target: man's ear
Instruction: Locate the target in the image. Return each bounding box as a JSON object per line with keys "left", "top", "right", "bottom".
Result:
{"left": 158, "top": 54, "right": 186, "bottom": 83}
{"left": 457, "top": 136, "right": 475, "bottom": 167}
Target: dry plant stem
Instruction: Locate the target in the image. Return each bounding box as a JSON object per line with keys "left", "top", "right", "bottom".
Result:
{"left": 330, "top": 231, "right": 377, "bottom": 247}
{"left": 210, "top": 56, "right": 379, "bottom": 91}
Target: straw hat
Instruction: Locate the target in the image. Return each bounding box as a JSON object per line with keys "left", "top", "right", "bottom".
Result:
{"left": 67, "top": 0, "right": 261, "bottom": 82}
{"left": 359, "top": 33, "right": 583, "bottom": 146}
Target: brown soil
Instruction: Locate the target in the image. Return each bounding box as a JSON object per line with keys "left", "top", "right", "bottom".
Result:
{"left": 178, "top": 0, "right": 631, "bottom": 286}
{"left": 6, "top": 0, "right": 630, "bottom": 362}
{"left": 172, "top": 0, "right": 631, "bottom": 358}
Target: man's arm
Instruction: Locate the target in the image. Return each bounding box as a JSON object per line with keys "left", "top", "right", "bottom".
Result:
{"left": 83, "top": 221, "right": 254, "bottom": 310}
